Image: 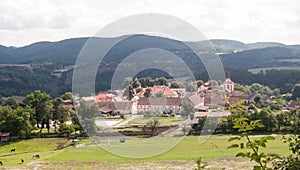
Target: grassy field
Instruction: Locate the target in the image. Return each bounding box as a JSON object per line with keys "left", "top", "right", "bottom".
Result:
{"left": 127, "top": 115, "right": 185, "bottom": 127}
{"left": 0, "top": 135, "right": 290, "bottom": 168}
{"left": 44, "top": 135, "right": 289, "bottom": 162}
{"left": 0, "top": 138, "right": 71, "bottom": 167}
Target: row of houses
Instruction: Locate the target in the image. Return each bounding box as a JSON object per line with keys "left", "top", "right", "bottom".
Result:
{"left": 95, "top": 97, "right": 182, "bottom": 115}
{"left": 81, "top": 78, "right": 300, "bottom": 118}
{"left": 90, "top": 78, "right": 236, "bottom": 116}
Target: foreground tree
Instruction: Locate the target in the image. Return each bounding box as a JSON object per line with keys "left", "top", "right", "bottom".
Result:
{"left": 75, "top": 101, "right": 98, "bottom": 134}
{"left": 26, "top": 90, "right": 52, "bottom": 132}
{"left": 1, "top": 97, "right": 18, "bottom": 109}
{"left": 61, "top": 92, "right": 73, "bottom": 101}
{"left": 181, "top": 102, "right": 194, "bottom": 119}
{"left": 228, "top": 117, "right": 275, "bottom": 170}
{"left": 147, "top": 118, "right": 160, "bottom": 136}
{"left": 0, "top": 106, "right": 33, "bottom": 137}
{"left": 52, "top": 97, "right": 70, "bottom": 124}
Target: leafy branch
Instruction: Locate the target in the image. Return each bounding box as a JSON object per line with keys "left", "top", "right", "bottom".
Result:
{"left": 227, "top": 117, "right": 275, "bottom": 170}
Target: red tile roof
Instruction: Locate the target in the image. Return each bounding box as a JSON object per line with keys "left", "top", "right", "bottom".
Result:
{"left": 97, "top": 101, "right": 132, "bottom": 113}
{"left": 229, "top": 91, "right": 255, "bottom": 103}
{"left": 137, "top": 86, "right": 177, "bottom": 97}
{"left": 0, "top": 133, "right": 9, "bottom": 137}
{"left": 137, "top": 97, "right": 181, "bottom": 106}
{"left": 95, "top": 93, "right": 113, "bottom": 102}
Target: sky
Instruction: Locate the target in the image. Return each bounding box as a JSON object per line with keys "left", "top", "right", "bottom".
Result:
{"left": 0, "top": 0, "right": 300, "bottom": 47}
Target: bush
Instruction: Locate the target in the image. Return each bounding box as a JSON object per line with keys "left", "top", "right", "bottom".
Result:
{"left": 58, "top": 123, "right": 75, "bottom": 134}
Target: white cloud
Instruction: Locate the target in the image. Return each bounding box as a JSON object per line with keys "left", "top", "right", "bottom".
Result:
{"left": 0, "top": 0, "right": 299, "bottom": 46}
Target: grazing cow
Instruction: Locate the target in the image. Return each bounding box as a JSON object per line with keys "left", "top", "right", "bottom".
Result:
{"left": 0, "top": 161, "right": 3, "bottom": 165}
{"left": 11, "top": 148, "right": 15, "bottom": 152}
{"left": 32, "top": 154, "right": 40, "bottom": 159}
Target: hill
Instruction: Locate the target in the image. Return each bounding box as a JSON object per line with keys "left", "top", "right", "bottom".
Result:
{"left": 0, "top": 35, "right": 300, "bottom": 97}
{"left": 220, "top": 47, "right": 300, "bottom": 68}
{"left": 0, "top": 35, "right": 299, "bottom": 69}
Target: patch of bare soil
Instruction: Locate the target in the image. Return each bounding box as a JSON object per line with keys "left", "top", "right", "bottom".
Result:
{"left": 9, "top": 158, "right": 256, "bottom": 170}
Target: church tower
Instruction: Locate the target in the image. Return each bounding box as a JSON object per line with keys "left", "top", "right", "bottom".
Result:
{"left": 224, "top": 78, "right": 234, "bottom": 93}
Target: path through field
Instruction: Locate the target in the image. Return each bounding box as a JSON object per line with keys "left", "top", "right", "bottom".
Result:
{"left": 22, "top": 158, "right": 255, "bottom": 169}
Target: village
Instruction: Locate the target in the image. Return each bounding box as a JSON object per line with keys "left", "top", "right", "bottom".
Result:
{"left": 74, "top": 78, "right": 265, "bottom": 137}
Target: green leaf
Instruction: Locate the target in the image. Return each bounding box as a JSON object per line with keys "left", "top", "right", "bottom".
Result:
{"left": 253, "top": 166, "right": 262, "bottom": 170}
{"left": 239, "top": 117, "right": 249, "bottom": 121}
{"left": 252, "top": 119, "right": 262, "bottom": 125}
{"left": 256, "top": 123, "right": 265, "bottom": 128}
{"left": 227, "top": 144, "right": 239, "bottom": 149}
{"left": 240, "top": 143, "right": 244, "bottom": 149}
{"left": 228, "top": 136, "right": 241, "bottom": 142}
{"left": 233, "top": 124, "right": 241, "bottom": 129}
{"left": 259, "top": 153, "right": 266, "bottom": 158}
{"left": 240, "top": 133, "right": 247, "bottom": 137}
{"left": 265, "top": 136, "right": 275, "bottom": 140}
{"left": 236, "top": 152, "right": 247, "bottom": 157}
{"left": 260, "top": 142, "right": 266, "bottom": 148}
{"left": 246, "top": 126, "right": 254, "bottom": 131}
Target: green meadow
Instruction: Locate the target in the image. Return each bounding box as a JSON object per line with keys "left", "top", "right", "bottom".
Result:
{"left": 0, "top": 135, "right": 289, "bottom": 168}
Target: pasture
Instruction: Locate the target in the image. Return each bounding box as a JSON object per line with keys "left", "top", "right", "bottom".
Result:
{"left": 0, "top": 135, "right": 290, "bottom": 169}
{"left": 125, "top": 115, "right": 185, "bottom": 127}
{"left": 248, "top": 66, "right": 300, "bottom": 74}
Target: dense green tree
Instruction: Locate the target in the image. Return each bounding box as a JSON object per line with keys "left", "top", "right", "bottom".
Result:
{"left": 155, "top": 77, "right": 168, "bottom": 86}
{"left": 287, "top": 109, "right": 300, "bottom": 133}
{"left": 251, "top": 108, "right": 276, "bottom": 132}
{"left": 52, "top": 97, "right": 70, "bottom": 124}
{"left": 270, "top": 101, "right": 281, "bottom": 110}
{"left": 123, "top": 85, "right": 134, "bottom": 100}
{"left": 26, "top": 90, "right": 53, "bottom": 132}
{"left": 170, "top": 82, "right": 180, "bottom": 88}
{"left": 135, "top": 88, "right": 142, "bottom": 94}
{"left": 192, "top": 116, "right": 207, "bottom": 134}
{"left": 122, "top": 77, "right": 132, "bottom": 89}
{"left": 1, "top": 97, "right": 18, "bottom": 109}
{"left": 145, "top": 77, "right": 155, "bottom": 87}
{"left": 181, "top": 102, "right": 194, "bottom": 119}
{"left": 250, "top": 83, "right": 262, "bottom": 92}
{"left": 234, "top": 84, "right": 250, "bottom": 92}
{"left": 138, "top": 77, "right": 147, "bottom": 88}
{"left": 229, "top": 102, "right": 249, "bottom": 118}
{"left": 0, "top": 106, "right": 33, "bottom": 137}
{"left": 144, "top": 88, "right": 151, "bottom": 97}
{"left": 272, "top": 88, "right": 281, "bottom": 96}
{"left": 275, "top": 112, "right": 291, "bottom": 132}
{"left": 75, "top": 101, "right": 98, "bottom": 134}
{"left": 196, "top": 80, "right": 204, "bottom": 88}
{"left": 132, "top": 79, "right": 141, "bottom": 88}
{"left": 61, "top": 92, "right": 73, "bottom": 101}
{"left": 70, "top": 112, "right": 82, "bottom": 132}
{"left": 147, "top": 118, "right": 160, "bottom": 136}
{"left": 58, "top": 123, "right": 75, "bottom": 134}
{"left": 254, "top": 94, "right": 262, "bottom": 104}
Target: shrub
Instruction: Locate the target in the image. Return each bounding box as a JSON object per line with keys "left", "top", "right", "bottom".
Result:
{"left": 58, "top": 123, "right": 75, "bottom": 134}
{"left": 227, "top": 117, "right": 275, "bottom": 170}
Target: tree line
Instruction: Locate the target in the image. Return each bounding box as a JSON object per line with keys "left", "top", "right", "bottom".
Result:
{"left": 192, "top": 101, "right": 300, "bottom": 135}
{"left": 0, "top": 90, "right": 98, "bottom": 137}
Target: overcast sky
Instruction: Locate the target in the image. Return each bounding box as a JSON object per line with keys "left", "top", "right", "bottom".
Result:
{"left": 0, "top": 0, "right": 300, "bottom": 47}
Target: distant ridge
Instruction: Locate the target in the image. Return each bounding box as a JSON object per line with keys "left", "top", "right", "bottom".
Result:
{"left": 0, "top": 35, "right": 299, "bottom": 69}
